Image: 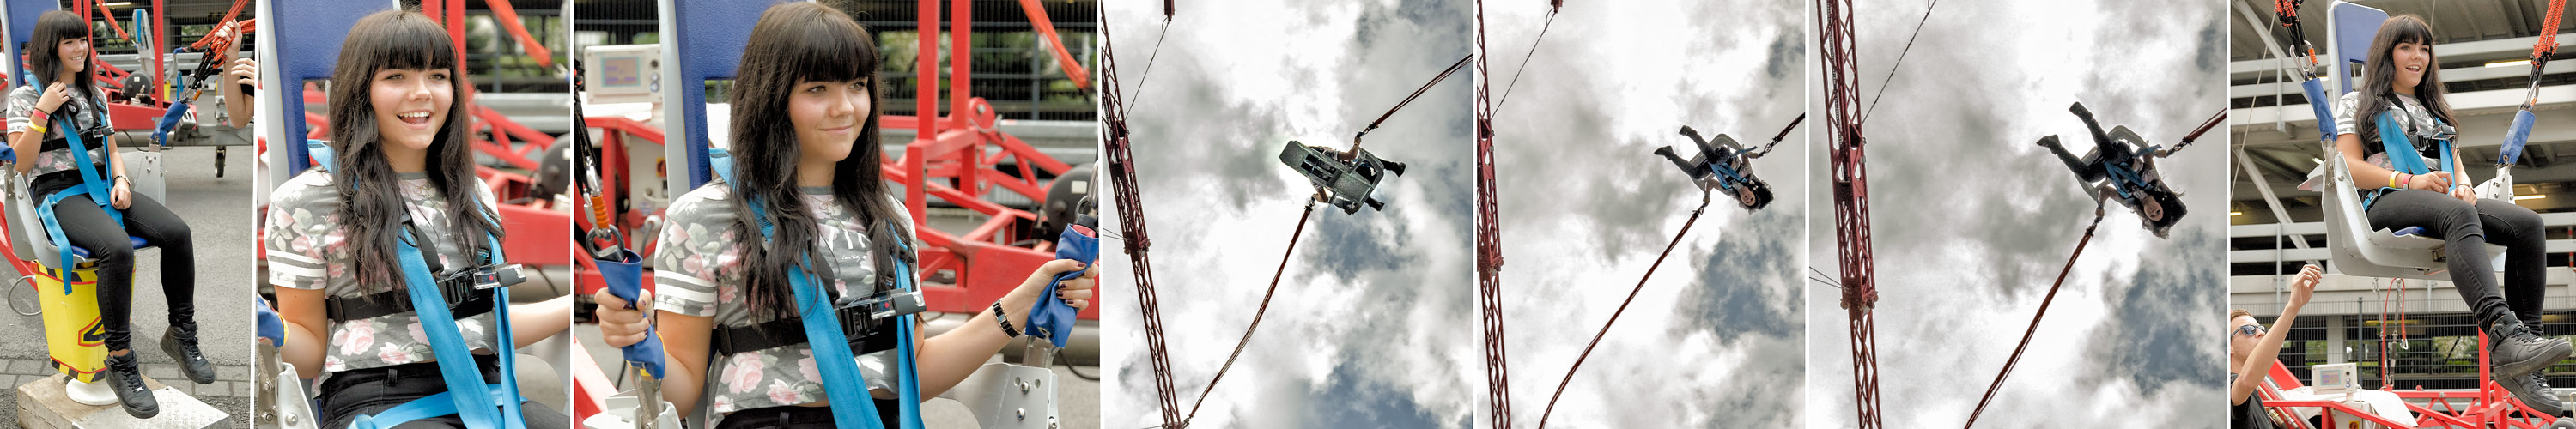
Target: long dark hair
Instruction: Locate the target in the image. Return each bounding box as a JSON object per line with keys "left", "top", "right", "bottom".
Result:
{"left": 2355, "top": 15, "right": 2458, "bottom": 148}
{"left": 725, "top": 2, "right": 908, "bottom": 322}
{"left": 25, "top": 11, "right": 95, "bottom": 117}
{"left": 325, "top": 10, "right": 500, "bottom": 292}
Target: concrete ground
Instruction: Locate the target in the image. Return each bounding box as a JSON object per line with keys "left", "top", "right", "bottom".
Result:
{"left": 0, "top": 145, "right": 256, "bottom": 428}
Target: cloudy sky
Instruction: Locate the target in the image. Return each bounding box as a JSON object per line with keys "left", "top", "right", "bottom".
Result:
{"left": 1803, "top": 0, "right": 2230, "bottom": 427}
{"left": 1480, "top": 0, "right": 1806, "bottom": 428}
{"left": 1099, "top": 0, "right": 1478, "bottom": 427}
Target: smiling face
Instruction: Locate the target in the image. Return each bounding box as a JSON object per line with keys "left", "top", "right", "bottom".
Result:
{"left": 2392, "top": 39, "right": 2432, "bottom": 91}
{"left": 368, "top": 68, "right": 453, "bottom": 153}
{"left": 787, "top": 77, "right": 871, "bottom": 165}
{"left": 54, "top": 38, "right": 86, "bottom": 74}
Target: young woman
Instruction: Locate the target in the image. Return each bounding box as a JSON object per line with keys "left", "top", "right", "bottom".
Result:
{"left": 2328, "top": 15, "right": 2570, "bottom": 415}
{"left": 2228, "top": 265, "right": 2320, "bottom": 429}
{"left": 4, "top": 9, "right": 208, "bottom": 418}
{"left": 2036, "top": 101, "right": 2184, "bottom": 238}
{"left": 588, "top": 3, "right": 1096, "bottom": 427}
{"left": 1656, "top": 125, "right": 1773, "bottom": 209}
{"left": 264, "top": 10, "right": 573, "bottom": 428}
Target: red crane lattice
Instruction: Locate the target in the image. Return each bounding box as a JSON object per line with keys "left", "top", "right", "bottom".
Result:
{"left": 1099, "top": 3, "right": 1182, "bottom": 427}
{"left": 1473, "top": 1, "right": 1512, "bottom": 426}
{"left": 1816, "top": 0, "right": 1883, "bottom": 427}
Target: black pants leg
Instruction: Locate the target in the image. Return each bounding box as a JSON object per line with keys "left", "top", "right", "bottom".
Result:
{"left": 2367, "top": 190, "right": 2550, "bottom": 329}
{"left": 46, "top": 191, "right": 193, "bottom": 352}
{"left": 2476, "top": 198, "right": 2551, "bottom": 329}
{"left": 2041, "top": 140, "right": 2105, "bottom": 182}
{"left": 1654, "top": 149, "right": 1701, "bottom": 178}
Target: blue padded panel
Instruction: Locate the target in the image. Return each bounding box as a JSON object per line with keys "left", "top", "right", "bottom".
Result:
{"left": 268, "top": 0, "right": 392, "bottom": 172}
{"left": 5, "top": 0, "right": 55, "bottom": 59}
{"left": 669, "top": 0, "right": 772, "bottom": 189}
{"left": 2331, "top": 2, "right": 2389, "bottom": 95}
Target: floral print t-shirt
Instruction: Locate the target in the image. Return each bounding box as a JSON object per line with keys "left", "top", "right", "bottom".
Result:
{"left": 266, "top": 169, "right": 504, "bottom": 372}
{"left": 653, "top": 183, "right": 914, "bottom": 420}
{"left": 6, "top": 84, "right": 115, "bottom": 178}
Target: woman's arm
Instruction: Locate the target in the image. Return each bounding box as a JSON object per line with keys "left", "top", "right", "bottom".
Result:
{"left": 655, "top": 307, "right": 714, "bottom": 417}
{"left": 274, "top": 287, "right": 332, "bottom": 380}
{"left": 2230, "top": 264, "right": 2321, "bottom": 405}
{"left": 2337, "top": 132, "right": 2452, "bottom": 193}
{"left": 906, "top": 259, "right": 1094, "bottom": 399}
{"left": 507, "top": 294, "right": 575, "bottom": 348}
{"left": 2451, "top": 145, "right": 2478, "bottom": 202}
{"left": 219, "top": 23, "right": 253, "bottom": 128}
{"left": 5, "top": 130, "right": 35, "bottom": 174}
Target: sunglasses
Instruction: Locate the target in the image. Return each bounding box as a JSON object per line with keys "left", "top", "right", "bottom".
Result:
{"left": 2235, "top": 323, "right": 2267, "bottom": 337}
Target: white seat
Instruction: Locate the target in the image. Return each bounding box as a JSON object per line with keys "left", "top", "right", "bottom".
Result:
{"left": 2, "top": 148, "right": 171, "bottom": 270}
{"left": 2316, "top": 145, "right": 2507, "bottom": 280}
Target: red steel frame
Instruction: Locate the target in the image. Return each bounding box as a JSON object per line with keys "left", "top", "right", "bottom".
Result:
{"left": 1472, "top": 0, "right": 1511, "bottom": 427}
{"left": 2261, "top": 330, "right": 2562, "bottom": 428}
{"left": 1816, "top": 0, "right": 1882, "bottom": 427}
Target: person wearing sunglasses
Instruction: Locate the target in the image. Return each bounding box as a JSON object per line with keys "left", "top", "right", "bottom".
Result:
{"left": 2230, "top": 264, "right": 2320, "bottom": 429}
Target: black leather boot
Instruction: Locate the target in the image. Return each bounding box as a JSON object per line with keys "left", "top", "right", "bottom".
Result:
{"left": 161, "top": 323, "right": 216, "bottom": 384}
{"left": 102, "top": 353, "right": 158, "bottom": 419}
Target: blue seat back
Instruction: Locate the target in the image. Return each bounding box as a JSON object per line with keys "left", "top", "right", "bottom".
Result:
{"left": 266, "top": 0, "right": 394, "bottom": 172}
{"left": 2330, "top": 2, "right": 2390, "bottom": 96}
{"left": 4, "top": 0, "right": 58, "bottom": 95}
{"left": 662, "top": 0, "right": 772, "bottom": 190}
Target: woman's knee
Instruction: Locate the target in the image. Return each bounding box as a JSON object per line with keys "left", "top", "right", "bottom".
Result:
{"left": 2479, "top": 200, "right": 2547, "bottom": 245}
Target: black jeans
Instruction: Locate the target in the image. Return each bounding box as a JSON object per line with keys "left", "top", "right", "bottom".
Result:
{"left": 317, "top": 354, "right": 569, "bottom": 429}
{"left": 2044, "top": 106, "right": 2127, "bottom": 183}
{"left": 31, "top": 171, "right": 193, "bottom": 353}
{"left": 2367, "top": 189, "right": 2549, "bottom": 329}
{"left": 717, "top": 401, "right": 903, "bottom": 429}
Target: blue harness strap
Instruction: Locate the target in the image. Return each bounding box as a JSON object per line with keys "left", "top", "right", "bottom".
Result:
{"left": 345, "top": 384, "right": 515, "bottom": 429}
{"left": 887, "top": 229, "right": 926, "bottom": 429}
{"left": 1700, "top": 161, "right": 1741, "bottom": 192}
{"left": 308, "top": 140, "right": 526, "bottom": 429}
{"left": 31, "top": 101, "right": 125, "bottom": 291}
{"left": 708, "top": 148, "right": 914, "bottom": 429}
{"left": 2100, "top": 144, "right": 2164, "bottom": 202}
{"left": 2362, "top": 111, "right": 2455, "bottom": 209}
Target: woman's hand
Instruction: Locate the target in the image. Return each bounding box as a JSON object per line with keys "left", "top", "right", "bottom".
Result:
{"left": 1005, "top": 259, "right": 1095, "bottom": 322}
{"left": 108, "top": 178, "right": 131, "bottom": 208}
{"left": 33, "top": 82, "right": 69, "bottom": 116}
{"left": 592, "top": 288, "right": 654, "bottom": 348}
{"left": 2451, "top": 184, "right": 2477, "bottom": 203}
{"left": 2406, "top": 171, "right": 2453, "bottom": 192}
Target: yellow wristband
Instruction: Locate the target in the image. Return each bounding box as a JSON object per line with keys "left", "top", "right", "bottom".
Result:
{"left": 27, "top": 124, "right": 46, "bottom": 135}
